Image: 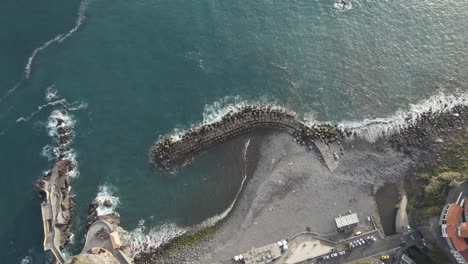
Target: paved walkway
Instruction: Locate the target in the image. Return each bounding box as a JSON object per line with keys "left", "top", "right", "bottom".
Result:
{"left": 38, "top": 166, "right": 66, "bottom": 264}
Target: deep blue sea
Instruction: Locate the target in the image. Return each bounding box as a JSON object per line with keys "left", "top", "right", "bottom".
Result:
{"left": 1, "top": 0, "right": 468, "bottom": 263}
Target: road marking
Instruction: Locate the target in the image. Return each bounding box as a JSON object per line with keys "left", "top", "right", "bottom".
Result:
{"left": 347, "top": 246, "right": 400, "bottom": 263}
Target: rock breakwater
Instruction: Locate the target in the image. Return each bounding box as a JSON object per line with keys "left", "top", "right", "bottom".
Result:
{"left": 36, "top": 115, "right": 76, "bottom": 249}
{"left": 151, "top": 104, "right": 345, "bottom": 171}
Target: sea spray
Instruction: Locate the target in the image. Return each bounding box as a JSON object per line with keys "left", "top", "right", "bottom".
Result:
{"left": 94, "top": 185, "right": 120, "bottom": 216}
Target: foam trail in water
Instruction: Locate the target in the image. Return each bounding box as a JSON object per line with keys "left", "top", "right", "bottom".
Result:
{"left": 95, "top": 185, "right": 120, "bottom": 216}
{"left": 0, "top": 81, "right": 23, "bottom": 104}
{"left": 16, "top": 99, "right": 67, "bottom": 123}
{"left": 24, "top": 0, "right": 90, "bottom": 79}
{"left": 337, "top": 91, "right": 468, "bottom": 142}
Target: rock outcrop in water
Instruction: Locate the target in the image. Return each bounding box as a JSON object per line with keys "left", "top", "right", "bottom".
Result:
{"left": 150, "top": 104, "right": 345, "bottom": 171}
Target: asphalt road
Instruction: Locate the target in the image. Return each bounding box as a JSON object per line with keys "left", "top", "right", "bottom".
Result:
{"left": 316, "top": 232, "right": 421, "bottom": 264}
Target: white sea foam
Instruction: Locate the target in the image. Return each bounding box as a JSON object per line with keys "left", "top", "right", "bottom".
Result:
{"left": 16, "top": 85, "right": 87, "bottom": 123}
{"left": 0, "top": 81, "right": 22, "bottom": 104}
{"left": 166, "top": 91, "right": 468, "bottom": 146}
{"left": 334, "top": 0, "right": 352, "bottom": 12}
{"left": 19, "top": 256, "right": 32, "bottom": 264}
{"left": 129, "top": 223, "right": 188, "bottom": 256}
{"left": 46, "top": 109, "right": 75, "bottom": 137}
{"left": 41, "top": 144, "right": 60, "bottom": 161}
{"left": 45, "top": 85, "right": 58, "bottom": 101}
{"left": 16, "top": 99, "right": 67, "bottom": 123}
{"left": 337, "top": 91, "right": 468, "bottom": 142}
{"left": 201, "top": 95, "right": 287, "bottom": 125}
{"left": 95, "top": 185, "right": 120, "bottom": 216}
{"left": 129, "top": 171, "right": 249, "bottom": 255}
{"left": 163, "top": 95, "right": 287, "bottom": 143}
{"left": 24, "top": 0, "right": 90, "bottom": 79}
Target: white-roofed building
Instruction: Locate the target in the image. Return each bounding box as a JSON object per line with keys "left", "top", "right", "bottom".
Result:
{"left": 335, "top": 213, "right": 359, "bottom": 232}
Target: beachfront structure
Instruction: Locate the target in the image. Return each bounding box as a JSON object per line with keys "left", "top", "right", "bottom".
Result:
{"left": 335, "top": 212, "right": 359, "bottom": 232}
{"left": 440, "top": 192, "right": 468, "bottom": 264}
{"left": 241, "top": 242, "right": 282, "bottom": 264}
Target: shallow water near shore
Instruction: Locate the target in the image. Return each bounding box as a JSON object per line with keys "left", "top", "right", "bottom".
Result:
{"left": 1, "top": 0, "right": 468, "bottom": 262}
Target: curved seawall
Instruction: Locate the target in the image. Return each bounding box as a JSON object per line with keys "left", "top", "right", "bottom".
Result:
{"left": 151, "top": 105, "right": 345, "bottom": 171}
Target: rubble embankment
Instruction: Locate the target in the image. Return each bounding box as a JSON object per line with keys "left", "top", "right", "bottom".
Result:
{"left": 151, "top": 104, "right": 346, "bottom": 171}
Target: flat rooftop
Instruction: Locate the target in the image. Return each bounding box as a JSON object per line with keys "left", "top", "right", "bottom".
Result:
{"left": 335, "top": 213, "right": 359, "bottom": 228}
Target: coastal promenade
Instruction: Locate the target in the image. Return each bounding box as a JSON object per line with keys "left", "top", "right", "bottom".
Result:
{"left": 152, "top": 105, "right": 343, "bottom": 172}
{"left": 38, "top": 166, "right": 66, "bottom": 264}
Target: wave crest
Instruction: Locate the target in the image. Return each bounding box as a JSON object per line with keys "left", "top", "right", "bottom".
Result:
{"left": 339, "top": 91, "right": 468, "bottom": 142}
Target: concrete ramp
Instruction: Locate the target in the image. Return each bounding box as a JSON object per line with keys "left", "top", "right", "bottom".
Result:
{"left": 313, "top": 141, "right": 338, "bottom": 172}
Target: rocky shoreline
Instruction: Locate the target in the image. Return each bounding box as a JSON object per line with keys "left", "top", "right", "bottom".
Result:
{"left": 151, "top": 104, "right": 346, "bottom": 171}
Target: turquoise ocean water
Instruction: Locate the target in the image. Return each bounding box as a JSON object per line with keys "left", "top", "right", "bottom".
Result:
{"left": 1, "top": 0, "right": 468, "bottom": 263}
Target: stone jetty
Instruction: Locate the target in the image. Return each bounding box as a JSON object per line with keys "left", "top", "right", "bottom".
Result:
{"left": 151, "top": 104, "right": 346, "bottom": 171}
{"left": 36, "top": 117, "right": 76, "bottom": 263}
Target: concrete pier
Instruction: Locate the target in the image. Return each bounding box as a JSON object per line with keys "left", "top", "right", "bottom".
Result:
{"left": 151, "top": 105, "right": 345, "bottom": 172}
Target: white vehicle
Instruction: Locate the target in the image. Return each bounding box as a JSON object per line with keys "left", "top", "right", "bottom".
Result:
{"left": 367, "top": 216, "right": 372, "bottom": 222}
{"left": 372, "top": 236, "right": 377, "bottom": 241}
{"left": 234, "top": 255, "right": 240, "bottom": 261}
{"left": 338, "top": 251, "right": 346, "bottom": 255}
{"left": 331, "top": 253, "right": 338, "bottom": 257}
{"left": 358, "top": 241, "right": 362, "bottom": 246}
{"left": 277, "top": 241, "right": 283, "bottom": 247}
{"left": 355, "top": 231, "right": 362, "bottom": 236}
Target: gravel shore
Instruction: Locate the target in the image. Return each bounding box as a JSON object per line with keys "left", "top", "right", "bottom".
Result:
{"left": 136, "top": 131, "right": 412, "bottom": 264}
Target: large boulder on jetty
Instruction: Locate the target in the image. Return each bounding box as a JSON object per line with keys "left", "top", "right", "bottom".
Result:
{"left": 103, "top": 199, "right": 113, "bottom": 207}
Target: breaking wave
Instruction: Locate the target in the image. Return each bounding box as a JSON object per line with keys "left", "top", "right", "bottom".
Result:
{"left": 95, "top": 185, "right": 120, "bottom": 216}
{"left": 41, "top": 109, "right": 81, "bottom": 178}
{"left": 161, "top": 95, "right": 288, "bottom": 143}
{"left": 24, "top": 0, "right": 90, "bottom": 79}
{"left": 19, "top": 256, "right": 32, "bottom": 264}
{"left": 338, "top": 91, "right": 468, "bottom": 142}
{"left": 129, "top": 166, "right": 249, "bottom": 256}
{"left": 162, "top": 91, "right": 468, "bottom": 146}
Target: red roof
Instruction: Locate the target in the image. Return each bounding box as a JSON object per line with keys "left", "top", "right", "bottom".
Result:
{"left": 447, "top": 204, "right": 468, "bottom": 257}
{"left": 460, "top": 223, "right": 468, "bottom": 238}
